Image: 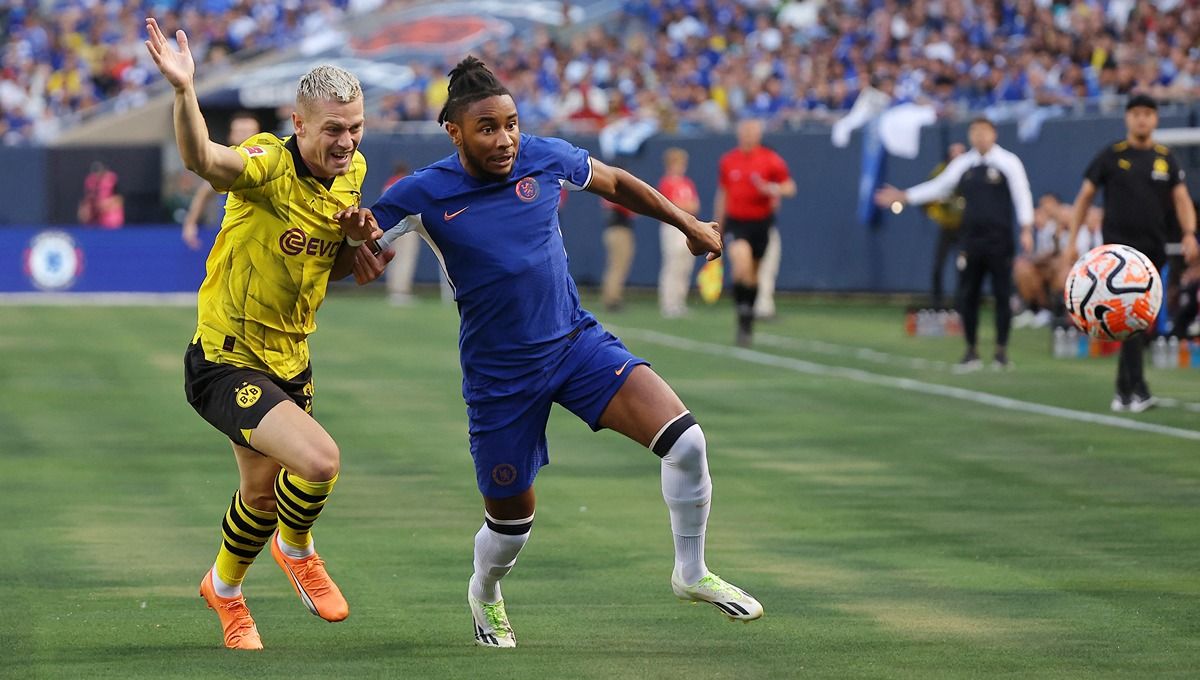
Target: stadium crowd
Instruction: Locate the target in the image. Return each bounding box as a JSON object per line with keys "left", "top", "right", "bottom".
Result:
{"left": 0, "top": 0, "right": 357, "bottom": 145}
{"left": 5, "top": 0, "right": 1200, "bottom": 145}
{"left": 611, "top": 0, "right": 1200, "bottom": 130}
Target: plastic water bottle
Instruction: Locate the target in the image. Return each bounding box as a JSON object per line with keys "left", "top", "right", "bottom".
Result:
{"left": 918, "top": 309, "right": 933, "bottom": 336}
{"left": 1152, "top": 336, "right": 1170, "bottom": 369}
{"left": 1076, "top": 328, "right": 1089, "bottom": 358}
{"left": 1053, "top": 327, "right": 1068, "bottom": 358}
{"left": 945, "top": 311, "right": 962, "bottom": 336}
{"left": 1167, "top": 337, "right": 1180, "bottom": 369}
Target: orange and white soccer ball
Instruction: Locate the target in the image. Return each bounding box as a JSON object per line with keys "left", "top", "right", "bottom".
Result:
{"left": 1064, "top": 244, "right": 1162, "bottom": 340}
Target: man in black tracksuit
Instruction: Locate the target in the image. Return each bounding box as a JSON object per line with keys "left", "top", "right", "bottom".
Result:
{"left": 877, "top": 118, "right": 1035, "bottom": 371}
{"left": 1066, "top": 94, "right": 1199, "bottom": 413}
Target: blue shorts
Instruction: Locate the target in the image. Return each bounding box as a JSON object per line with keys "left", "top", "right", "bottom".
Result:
{"left": 466, "top": 321, "right": 648, "bottom": 498}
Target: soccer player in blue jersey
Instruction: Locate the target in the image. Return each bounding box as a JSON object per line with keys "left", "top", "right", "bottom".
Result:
{"left": 336, "top": 57, "right": 763, "bottom": 647}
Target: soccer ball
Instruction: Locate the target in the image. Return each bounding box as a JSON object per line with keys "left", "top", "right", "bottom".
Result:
{"left": 1064, "top": 244, "right": 1162, "bottom": 341}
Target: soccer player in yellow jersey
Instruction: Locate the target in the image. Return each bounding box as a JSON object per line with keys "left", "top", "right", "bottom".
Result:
{"left": 145, "top": 17, "right": 381, "bottom": 650}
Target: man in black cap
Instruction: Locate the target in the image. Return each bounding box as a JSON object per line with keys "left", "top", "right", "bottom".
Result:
{"left": 1065, "top": 94, "right": 1199, "bottom": 412}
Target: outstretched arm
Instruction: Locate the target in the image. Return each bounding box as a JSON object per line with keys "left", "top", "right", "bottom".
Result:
{"left": 876, "top": 153, "right": 969, "bottom": 210}
{"left": 144, "top": 18, "right": 245, "bottom": 189}
{"left": 587, "top": 159, "right": 722, "bottom": 260}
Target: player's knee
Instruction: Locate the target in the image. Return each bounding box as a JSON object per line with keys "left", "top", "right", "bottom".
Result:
{"left": 652, "top": 412, "right": 707, "bottom": 468}
{"left": 667, "top": 426, "right": 708, "bottom": 475}
{"left": 297, "top": 437, "right": 340, "bottom": 481}
{"left": 485, "top": 510, "right": 535, "bottom": 536}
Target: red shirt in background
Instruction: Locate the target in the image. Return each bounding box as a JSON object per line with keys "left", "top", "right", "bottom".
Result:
{"left": 717, "top": 145, "right": 790, "bottom": 221}
{"left": 658, "top": 174, "right": 698, "bottom": 214}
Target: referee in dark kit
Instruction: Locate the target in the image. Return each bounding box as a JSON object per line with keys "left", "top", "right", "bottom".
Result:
{"left": 1065, "top": 94, "right": 1199, "bottom": 413}
{"left": 876, "top": 117, "right": 1035, "bottom": 371}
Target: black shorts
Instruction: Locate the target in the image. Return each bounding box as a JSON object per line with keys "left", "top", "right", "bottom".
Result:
{"left": 607, "top": 211, "right": 633, "bottom": 228}
{"left": 183, "top": 342, "right": 313, "bottom": 451}
{"left": 725, "top": 216, "right": 773, "bottom": 260}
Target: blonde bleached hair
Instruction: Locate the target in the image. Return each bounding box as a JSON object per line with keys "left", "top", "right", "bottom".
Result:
{"left": 296, "top": 65, "right": 362, "bottom": 110}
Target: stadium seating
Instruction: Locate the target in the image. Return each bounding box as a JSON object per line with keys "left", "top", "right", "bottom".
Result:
{"left": 4, "top": 0, "right": 1200, "bottom": 145}
{"left": 0, "top": 0, "right": 353, "bottom": 145}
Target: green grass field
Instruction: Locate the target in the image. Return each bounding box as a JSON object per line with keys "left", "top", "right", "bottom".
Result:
{"left": 3, "top": 291, "right": 1198, "bottom": 679}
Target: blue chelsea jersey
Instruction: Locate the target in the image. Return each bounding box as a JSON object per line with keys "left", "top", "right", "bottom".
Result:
{"left": 371, "top": 134, "right": 597, "bottom": 398}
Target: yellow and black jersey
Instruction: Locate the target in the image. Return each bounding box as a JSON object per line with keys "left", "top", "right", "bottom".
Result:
{"left": 192, "top": 132, "right": 366, "bottom": 379}
{"left": 1084, "top": 139, "right": 1182, "bottom": 266}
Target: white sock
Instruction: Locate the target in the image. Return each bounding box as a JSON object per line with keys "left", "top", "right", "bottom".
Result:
{"left": 210, "top": 566, "right": 242, "bottom": 598}
{"left": 276, "top": 531, "right": 315, "bottom": 559}
{"left": 470, "top": 513, "right": 533, "bottom": 604}
{"left": 673, "top": 534, "right": 707, "bottom": 584}
{"left": 656, "top": 419, "right": 712, "bottom": 585}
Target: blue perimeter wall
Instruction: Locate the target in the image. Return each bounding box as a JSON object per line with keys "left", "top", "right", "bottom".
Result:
{"left": 3, "top": 114, "right": 1198, "bottom": 294}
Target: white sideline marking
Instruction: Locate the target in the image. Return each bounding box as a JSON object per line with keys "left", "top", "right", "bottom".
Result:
{"left": 754, "top": 332, "right": 1200, "bottom": 412}
{"left": 1156, "top": 397, "right": 1200, "bottom": 413}
{"left": 0, "top": 292, "right": 196, "bottom": 306}
{"left": 754, "top": 332, "right": 955, "bottom": 372}
{"left": 617, "top": 327, "right": 1200, "bottom": 443}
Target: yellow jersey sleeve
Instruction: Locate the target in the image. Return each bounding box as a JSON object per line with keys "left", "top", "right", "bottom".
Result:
{"left": 218, "top": 132, "right": 292, "bottom": 195}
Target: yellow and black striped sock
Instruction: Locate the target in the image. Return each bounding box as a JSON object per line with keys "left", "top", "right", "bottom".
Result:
{"left": 214, "top": 490, "right": 278, "bottom": 586}
{"left": 275, "top": 470, "right": 337, "bottom": 551}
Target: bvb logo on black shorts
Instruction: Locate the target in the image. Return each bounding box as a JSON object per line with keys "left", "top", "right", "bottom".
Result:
{"left": 235, "top": 382, "right": 262, "bottom": 409}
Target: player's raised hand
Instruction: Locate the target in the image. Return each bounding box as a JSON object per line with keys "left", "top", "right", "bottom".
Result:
{"left": 352, "top": 243, "right": 394, "bottom": 285}
{"left": 144, "top": 18, "right": 194, "bottom": 92}
{"left": 685, "top": 217, "right": 723, "bottom": 261}
{"left": 333, "top": 206, "right": 380, "bottom": 245}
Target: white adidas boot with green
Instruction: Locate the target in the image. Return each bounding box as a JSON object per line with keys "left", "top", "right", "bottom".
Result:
{"left": 469, "top": 585, "right": 517, "bottom": 648}
{"left": 672, "top": 570, "right": 764, "bottom": 621}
